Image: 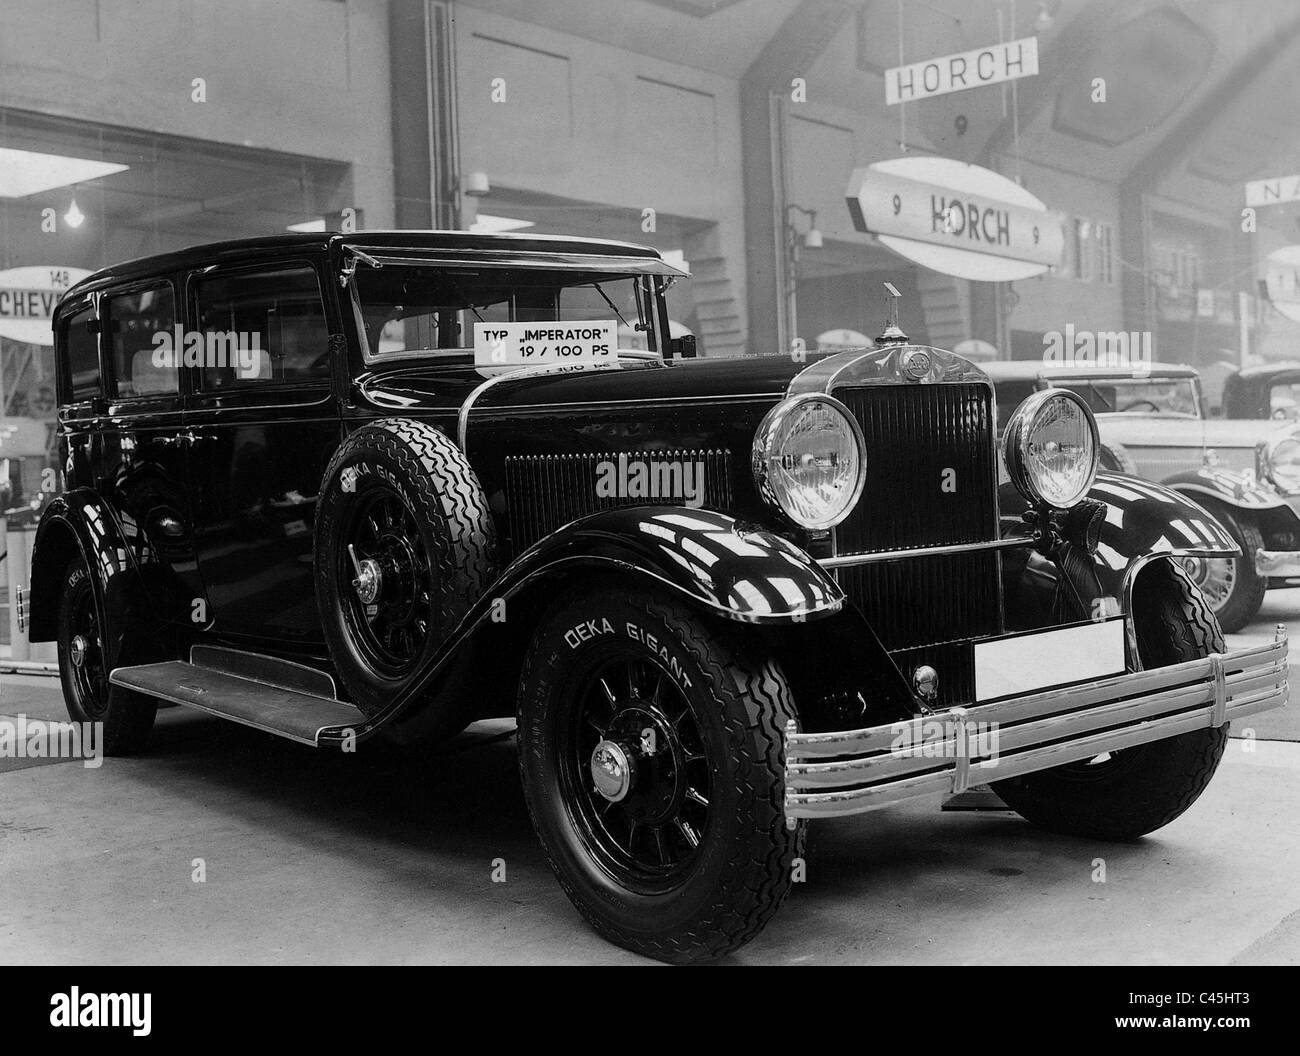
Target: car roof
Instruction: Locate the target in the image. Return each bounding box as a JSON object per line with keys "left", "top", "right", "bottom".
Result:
{"left": 981, "top": 360, "right": 1198, "bottom": 381}
{"left": 60, "top": 230, "right": 676, "bottom": 305}
{"left": 1231, "top": 360, "right": 1300, "bottom": 378}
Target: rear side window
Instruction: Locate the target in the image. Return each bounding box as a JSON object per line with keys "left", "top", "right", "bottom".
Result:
{"left": 106, "top": 283, "right": 177, "bottom": 398}
{"left": 62, "top": 304, "right": 100, "bottom": 402}
{"left": 194, "top": 264, "right": 330, "bottom": 389}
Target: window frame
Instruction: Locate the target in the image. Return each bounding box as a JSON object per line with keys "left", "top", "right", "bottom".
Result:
{"left": 56, "top": 294, "right": 103, "bottom": 408}
{"left": 102, "top": 277, "right": 181, "bottom": 404}
{"left": 348, "top": 262, "right": 663, "bottom": 366}
{"left": 185, "top": 257, "right": 333, "bottom": 395}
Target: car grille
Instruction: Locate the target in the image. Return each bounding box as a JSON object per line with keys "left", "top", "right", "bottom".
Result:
{"left": 504, "top": 449, "right": 733, "bottom": 553}
{"left": 834, "top": 383, "right": 1001, "bottom": 707}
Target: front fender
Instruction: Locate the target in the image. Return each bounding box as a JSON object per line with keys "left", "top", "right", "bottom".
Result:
{"left": 510, "top": 506, "right": 845, "bottom": 624}
{"left": 1000, "top": 473, "right": 1239, "bottom": 633}
{"left": 1160, "top": 467, "right": 1295, "bottom": 513}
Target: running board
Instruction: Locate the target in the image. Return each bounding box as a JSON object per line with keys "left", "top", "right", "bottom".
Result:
{"left": 110, "top": 647, "right": 362, "bottom": 746}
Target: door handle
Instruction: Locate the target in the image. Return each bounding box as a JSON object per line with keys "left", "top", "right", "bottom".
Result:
{"left": 159, "top": 430, "right": 206, "bottom": 447}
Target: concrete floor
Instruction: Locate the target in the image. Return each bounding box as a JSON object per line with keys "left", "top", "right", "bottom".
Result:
{"left": 2, "top": 592, "right": 1299, "bottom": 965}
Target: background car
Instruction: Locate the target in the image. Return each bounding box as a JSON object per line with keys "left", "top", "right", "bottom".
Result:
{"left": 986, "top": 360, "right": 1300, "bottom": 632}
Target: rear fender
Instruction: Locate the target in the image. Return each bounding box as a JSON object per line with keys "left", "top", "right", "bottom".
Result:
{"left": 28, "top": 491, "right": 184, "bottom": 667}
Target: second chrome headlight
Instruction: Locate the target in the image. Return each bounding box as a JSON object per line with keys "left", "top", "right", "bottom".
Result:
{"left": 1004, "top": 388, "right": 1099, "bottom": 509}
{"left": 1261, "top": 433, "right": 1300, "bottom": 495}
{"left": 752, "top": 393, "right": 866, "bottom": 529}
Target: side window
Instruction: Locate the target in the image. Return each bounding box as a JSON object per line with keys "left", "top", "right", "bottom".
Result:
{"left": 106, "top": 284, "right": 177, "bottom": 398}
{"left": 62, "top": 303, "right": 101, "bottom": 402}
{"left": 194, "top": 264, "right": 330, "bottom": 389}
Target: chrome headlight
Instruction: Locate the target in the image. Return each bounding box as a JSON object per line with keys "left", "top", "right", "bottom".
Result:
{"left": 1003, "top": 388, "right": 1099, "bottom": 509}
{"left": 1263, "top": 434, "right": 1300, "bottom": 495}
{"left": 752, "top": 393, "right": 866, "bottom": 529}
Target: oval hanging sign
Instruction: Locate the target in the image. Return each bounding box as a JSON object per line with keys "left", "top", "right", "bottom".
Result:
{"left": 0, "top": 266, "right": 92, "bottom": 346}
{"left": 1264, "top": 245, "right": 1300, "bottom": 324}
{"left": 846, "top": 156, "right": 1065, "bottom": 281}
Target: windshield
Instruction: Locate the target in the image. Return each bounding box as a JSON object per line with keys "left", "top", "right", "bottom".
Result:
{"left": 353, "top": 265, "right": 653, "bottom": 359}
{"left": 1051, "top": 377, "right": 1202, "bottom": 419}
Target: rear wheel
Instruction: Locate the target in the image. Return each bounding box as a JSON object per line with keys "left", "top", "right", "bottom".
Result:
{"left": 518, "top": 586, "right": 803, "bottom": 963}
{"left": 993, "top": 561, "right": 1229, "bottom": 840}
{"left": 57, "top": 558, "right": 156, "bottom": 755}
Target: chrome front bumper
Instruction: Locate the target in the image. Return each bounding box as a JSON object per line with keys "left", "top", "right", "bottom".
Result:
{"left": 1256, "top": 549, "right": 1300, "bottom": 578}
{"left": 784, "top": 629, "right": 1288, "bottom": 820}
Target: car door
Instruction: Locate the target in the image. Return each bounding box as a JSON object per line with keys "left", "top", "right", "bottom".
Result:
{"left": 183, "top": 258, "right": 342, "bottom": 644}
{"left": 97, "top": 279, "right": 205, "bottom": 625}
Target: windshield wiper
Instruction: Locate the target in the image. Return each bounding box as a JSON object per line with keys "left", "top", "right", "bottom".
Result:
{"left": 590, "top": 282, "right": 637, "bottom": 331}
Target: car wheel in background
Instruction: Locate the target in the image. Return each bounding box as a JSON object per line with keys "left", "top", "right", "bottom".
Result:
{"left": 1177, "top": 501, "right": 1265, "bottom": 634}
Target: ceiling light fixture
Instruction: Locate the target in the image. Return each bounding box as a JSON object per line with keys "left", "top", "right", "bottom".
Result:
{"left": 63, "top": 198, "right": 85, "bottom": 228}
{"left": 0, "top": 147, "right": 127, "bottom": 198}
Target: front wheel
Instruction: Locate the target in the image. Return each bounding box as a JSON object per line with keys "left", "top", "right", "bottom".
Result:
{"left": 518, "top": 585, "right": 803, "bottom": 963}
{"left": 993, "top": 560, "right": 1228, "bottom": 840}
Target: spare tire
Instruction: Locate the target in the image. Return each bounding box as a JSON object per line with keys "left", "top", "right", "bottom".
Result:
{"left": 314, "top": 418, "right": 497, "bottom": 720}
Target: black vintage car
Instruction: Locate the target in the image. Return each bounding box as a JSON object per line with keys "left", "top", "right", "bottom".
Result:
{"left": 28, "top": 232, "right": 1288, "bottom": 962}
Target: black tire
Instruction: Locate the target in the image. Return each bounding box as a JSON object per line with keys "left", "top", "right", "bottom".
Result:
{"left": 1097, "top": 440, "right": 1136, "bottom": 475}
{"left": 993, "top": 560, "right": 1228, "bottom": 840}
{"left": 57, "top": 558, "right": 156, "bottom": 755}
{"left": 314, "top": 418, "right": 496, "bottom": 723}
{"left": 1179, "top": 501, "right": 1264, "bottom": 634}
{"left": 518, "top": 585, "right": 804, "bottom": 963}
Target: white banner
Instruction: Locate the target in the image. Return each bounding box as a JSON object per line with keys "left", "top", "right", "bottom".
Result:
{"left": 885, "top": 36, "right": 1038, "bottom": 105}
{"left": 473, "top": 320, "right": 617, "bottom": 369}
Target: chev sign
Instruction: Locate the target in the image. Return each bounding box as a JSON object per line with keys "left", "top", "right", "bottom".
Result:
{"left": 846, "top": 156, "right": 1065, "bottom": 282}
{"left": 885, "top": 37, "right": 1038, "bottom": 105}
{"left": 0, "top": 266, "right": 91, "bottom": 346}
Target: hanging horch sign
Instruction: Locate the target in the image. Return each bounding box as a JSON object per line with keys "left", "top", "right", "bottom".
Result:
{"left": 474, "top": 320, "right": 617, "bottom": 369}
{"left": 846, "top": 156, "right": 1065, "bottom": 281}
{"left": 885, "top": 36, "right": 1038, "bottom": 105}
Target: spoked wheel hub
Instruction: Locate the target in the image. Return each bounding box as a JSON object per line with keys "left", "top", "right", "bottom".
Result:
{"left": 340, "top": 485, "right": 435, "bottom": 671}
{"left": 1181, "top": 554, "right": 1234, "bottom": 610}
{"left": 566, "top": 653, "right": 712, "bottom": 891}
{"left": 67, "top": 589, "right": 108, "bottom": 719}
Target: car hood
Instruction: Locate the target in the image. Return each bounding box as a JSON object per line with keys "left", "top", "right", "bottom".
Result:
{"left": 356, "top": 353, "right": 812, "bottom": 413}
{"left": 1095, "top": 414, "right": 1297, "bottom": 451}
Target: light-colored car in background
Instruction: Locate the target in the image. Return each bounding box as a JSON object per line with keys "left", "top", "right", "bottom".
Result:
{"left": 987, "top": 361, "right": 1300, "bottom": 632}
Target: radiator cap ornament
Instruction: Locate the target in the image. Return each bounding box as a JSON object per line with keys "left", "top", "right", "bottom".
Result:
{"left": 876, "top": 281, "right": 910, "bottom": 346}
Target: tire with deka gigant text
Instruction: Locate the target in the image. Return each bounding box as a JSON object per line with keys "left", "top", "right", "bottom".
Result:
{"left": 314, "top": 418, "right": 497, "bottom": 734}
{"left": 518, "top": 584, "right": 804, "bottom": 963}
